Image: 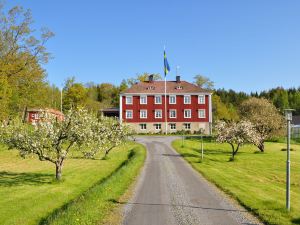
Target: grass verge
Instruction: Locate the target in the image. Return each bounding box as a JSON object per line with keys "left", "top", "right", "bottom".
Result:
{"left": 0, "top": 142, "right": 145, "bottom": 225}
{"left": 172, "top": 139, "right": 300, "bottom": 225}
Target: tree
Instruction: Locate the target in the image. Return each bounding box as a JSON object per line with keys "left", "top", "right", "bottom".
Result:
{"left": 193, "top": 75, "right": 214, "bottom": 90}
{"left": 63, "top": 78, "right": 87, "bottom": 110}
{"left": 0, "top": 108, "right": 97, "bottom": 180}
{"left": 212, "top": 94, "right": 239, "bottom": 122}
{"left": 215, "top": 120, "right": 259, "bottom": 160}
{"left": 0, "top": 4, "right": 54, "bottom": 119}
{"left": 81, "top": 116, "right": 131, "bottom": 159}
{"left": 240, "top": 97, "right": 285, "bottom": 152}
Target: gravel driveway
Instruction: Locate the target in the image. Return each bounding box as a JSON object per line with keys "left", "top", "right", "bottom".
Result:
{"left": 122, "top": 136, "right": 262, "bottom": 225}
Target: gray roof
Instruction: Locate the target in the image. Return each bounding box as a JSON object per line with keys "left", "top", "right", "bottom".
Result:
{"left": 292, "top": 115, "right": 300, "bottom": 125}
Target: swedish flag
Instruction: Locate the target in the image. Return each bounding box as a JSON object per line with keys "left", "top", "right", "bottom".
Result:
{"left": 164, "top": 50, "right": 170, "bottom": 77}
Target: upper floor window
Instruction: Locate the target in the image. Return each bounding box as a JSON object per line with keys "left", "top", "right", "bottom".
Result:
{"left": 169, "top": 109, "right": 177, "bottom": 118}
{"left": 169, "top": 95, "right": 176, "bottom": 104}
{"left": 155, "top": 110, "right": 162, "bottom": 118}
{"left": 140, "top": 110, "right": 147, "bottom": 119}
{"left": 198, "top": 109, "right": 206, "bottom": 118}
{"left": 125, "top": 110, "right": 133, "bottom": 119}
{"left": 140, "top": 95, "right": 147, "bottom": 104}
{"left": 126, "top": 96, "right": 133, "bottom": 104}
{"left": 184, "top": 95, "right": 191, "bottom": 104}
{"left": 198, "top": 95, "right": 205, "bottom": 104}
{"left": 155, "top": 95, "right": 162, "bottom": 104}
{"left": 184, "top": 109, "right": 191, "bottom": 118}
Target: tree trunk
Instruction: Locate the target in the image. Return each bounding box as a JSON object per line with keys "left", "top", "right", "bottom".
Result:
{"left": 55, "top": 161, "right": 63, "bottom": 180}
{"left": 258, "top": 142, "right": 265, "bottom": 152}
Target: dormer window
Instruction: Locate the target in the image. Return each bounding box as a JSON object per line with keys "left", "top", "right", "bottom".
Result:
{"left": 147, "top": 86, "right": 155, "bottom": 90}
{"left": 176, "top": 86, "right": 183, "bottom": 90}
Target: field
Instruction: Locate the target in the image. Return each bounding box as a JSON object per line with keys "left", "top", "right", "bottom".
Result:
{"left": 0, "top": 142, "right": 146, "bottom": 225}
{"left": 172, "top": 139, "right": 300, "bottom": 225}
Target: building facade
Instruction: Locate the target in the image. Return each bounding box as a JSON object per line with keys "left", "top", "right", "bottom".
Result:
{"left": 120, "top": 75, "right": 212, "bottom": 134}
{"left": 25, "top": 108, "right": 64, "bottom": 125}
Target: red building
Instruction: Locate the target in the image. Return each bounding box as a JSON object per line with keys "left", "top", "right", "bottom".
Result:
{"left": 25, "top": 108, "right": 64, "bottom": 125}
{"left": 120, "top": 75, "right": 212, "bottom": 134}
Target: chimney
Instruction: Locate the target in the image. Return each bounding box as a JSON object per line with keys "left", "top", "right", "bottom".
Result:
{"left": 149, "top": 74, "right": 154, "bottom": 83}
{"left": 176, "top": 75, "right": 181, "bottom": 83}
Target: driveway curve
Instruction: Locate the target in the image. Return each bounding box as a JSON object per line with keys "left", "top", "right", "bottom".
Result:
{"left": 122, "top": 136, "right": 262, "bottom": 225}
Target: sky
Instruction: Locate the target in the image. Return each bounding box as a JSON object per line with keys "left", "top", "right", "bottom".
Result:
{"left": 4, "top": 0, "right": 300, "bottom": 93}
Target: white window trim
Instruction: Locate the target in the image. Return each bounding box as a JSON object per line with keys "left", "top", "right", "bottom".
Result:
{"left": 198, "top": 109, "right": 206, "bottom": 118}
{"left": 170, "top": 123, "right": 176, "bottom": 130}
{"left": 169, "top": 109, "right": 177, "bottom": 118}
{"left": 154, "top": 95, "right": 162, "bottom": 104}
{"left": 125, "top": 110, "right": 133, "bottom": 119}
{"left": 126, "top": 96, "right": 133, "bottom": 105}
{"left": 198, "top": 95, "right": 205, "bottom": 104}
{"left": 169, "top": 95, "right": 176, "bottom": 104}
{"left": 154, "top": 124, "right": 162, "bottom": 130}
{"left": 184, "top": 95, "right": 191, "bottom": 104}
{"left": 140, "top": 110, "right": 147, "bottom": 119}
{"left": 140, "top": 95, "right": 147, "bottom": 104}
{"left": 155, "top": 110, "right": 162, "bottom": 118}
{"left": 184, "top": 109, "right": 192, "bottom": 118}
{"left": 140, "top": 124, "right": 147, "bottom": 130}
{"left": 184, "top": 123, "right": 191, "bottom": 130}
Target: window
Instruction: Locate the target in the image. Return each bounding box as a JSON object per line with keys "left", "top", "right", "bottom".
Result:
{"left": 170, "top": 123, "right": 176, "bottom": 130}
{"left": 155, "top": 95, "right": 162, "bottom": 104}
{"left": 140, "top": 110, "right": 147, "bottom": 118}
{"left": 155, "top": 110, "right": 162, "bottom": 118}
{"left": 140, "top": 124, "right": 147, "bottom": 130}
{"left": 125, "top": 110, "right": 133, "bottom": 119}
{"left": 154, "top": 124, "right": 161, "bottom": 130}
{"left": 184, "top": 123, "right": 191, "bottom": 130}
{"left": 140, "top": 95, "right": 147, "bottom": 104}
{"left": 176, "top": 86, "right": 183, "bottom": 90}
{"left": 198, "top": 109, "right": 206, "bottom": 118}
{"left": 184, "top": 109, "right": 191, "bottom": 118}
{"left": 198, "top": 95, "right": 205, "bottom": 104}
{"left": 126, "top": 96, "right": 133, "bottom": 104}
{"left": 169, "top": 95, "right": 176, "bottom": 104}
{"left": 184, "top": 95, "right": 191, "bottom": 104}
{"left": 169, "top": 109, "right": 177, "bottom": 118}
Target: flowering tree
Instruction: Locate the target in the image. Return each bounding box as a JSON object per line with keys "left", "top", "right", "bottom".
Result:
{"left": 240, "top": 97, "right": 285, "bottom": 152}
{"left": 81, "top": 117, "right": 132, "bottom": 159}
{"left": 215, "top": 120, "right": 260, "bottom": 160}
{"left": 0, "top": 108, "right": 97, "bottom": 180}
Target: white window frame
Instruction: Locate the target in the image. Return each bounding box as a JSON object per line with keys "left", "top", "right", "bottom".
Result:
{"left": 140, "top": 110, "right": 147, "bottom": 119}
{"left": 169, "top": 95, "right": 176, "bottom": 104}
{"left": 125, "top": 110, "right": 133, "bottom": 119}
{"left": 155, "top": 95, "right": 162, "bottom": 104}
{"left": 155, "top": 110, "right": 162, "bottom": 118}
{"left": 198, "top": 95, "right": 205, "bottom": 104}
{"left": 184, "top": 95, "right": 191, "bottom": 104}
{"left": 169, "top": 109, "right": 177, "bottom": 118}
{"left": 140, "top": 95, "right": 147, "bottom": 104}
{"left": 140, "top": 124, "right": 147, "bottom": 130}
{"left": 154, "top": 124, "right": 162, "bottom": 130}
{"left": 184, "top": 123, "right": 191, "bottom": 130}
{"left": 184, "top": 109, "right": 191, "bottom": 118}
{"left": 198, "top": 109, "right": 206, "bottom": 118}
{"left": 170, "top": 123, "right": 176, "bottom": 130}
{"left": 126, "top": 96, "right": 133, "bottom": 105}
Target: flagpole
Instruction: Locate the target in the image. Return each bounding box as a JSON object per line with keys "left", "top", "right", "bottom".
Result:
{"left": 165, "top": 74, "right": 167, "bottom": 134}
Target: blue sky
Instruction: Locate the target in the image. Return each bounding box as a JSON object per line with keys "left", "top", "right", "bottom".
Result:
{"left": 5, "top": 0, "right": 300, "bottom": 93}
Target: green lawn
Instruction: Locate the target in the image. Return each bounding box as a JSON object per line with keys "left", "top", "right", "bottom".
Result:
{"left": 0, "top": 142, "right": 146, "bottom": 225}
{"left": 172, "top": 139, "right": 300, "bottom": 225}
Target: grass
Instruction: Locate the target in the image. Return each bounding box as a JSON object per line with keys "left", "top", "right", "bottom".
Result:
{"left": 172, "top": 139, "right": 300, "bottom": 225}
{"left": 0, "top": 142, "right": 146, "bottom": 225}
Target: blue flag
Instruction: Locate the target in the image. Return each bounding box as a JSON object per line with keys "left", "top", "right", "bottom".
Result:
{"left": 164, "top": 50, "right": 170, "bottom": 76}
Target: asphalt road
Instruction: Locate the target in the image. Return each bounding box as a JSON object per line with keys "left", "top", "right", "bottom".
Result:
{"left": 122, "top": 136, "right": 261, "bottom": 225}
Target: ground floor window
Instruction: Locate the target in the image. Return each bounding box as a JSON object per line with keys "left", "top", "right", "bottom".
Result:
{"left": 140, "top": 124, "right": 147, "bottom": 130}
{"left": 170, "top": 123, "right": 176, "bottom": 130}
{"left": 184, "top": 123, "right": 191, "bottom": 130}
{"left": 154, "top": 124, "right": 161, "bottom": 130}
